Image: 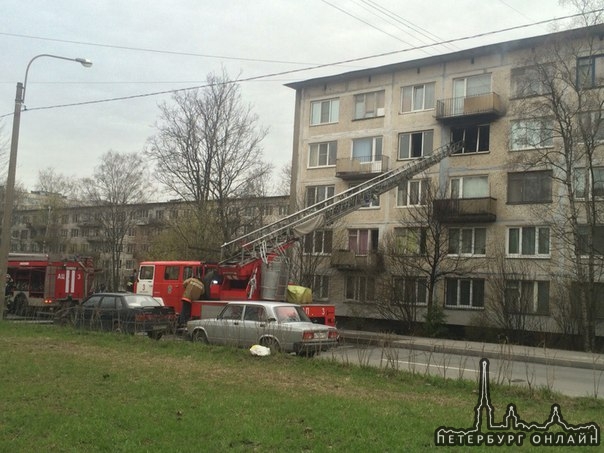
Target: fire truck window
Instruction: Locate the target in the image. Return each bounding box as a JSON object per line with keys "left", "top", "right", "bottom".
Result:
{"left": 164, "top": 266, "right": 180, "bottom": 280}
{"left": 139, "top": 266, "right": 154, "bottom": 280}
{"left": 99, "top": 296, "right": 117, "bottom": 310}
{"left": 183, "top": 267, "right": 193, "bottom": 280}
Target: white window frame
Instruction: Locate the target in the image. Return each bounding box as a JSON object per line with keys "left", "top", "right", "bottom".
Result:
{"left": 393, "top": 276, "right": 428, "bottom": 306}
{"left": 394, "top": 227, "right": 427, "bottom": 256}
{"left": 448, "top": 227, "right": 486, "bottom": 256}
{"left": 510, "top": 119, "right": 553, "bottom": 150}
{"left": 401, "top": 82, "right": 435, "bottom": 112}
{"left": 451, "top": 124, "right": 490, "bottom": 153}
{"left": 308, "top": 141, "right": 337, "bottom": 168}
{"left": 312, "top": 275, "right": 330, "bottom": 300}
{"left": 354, "top": 90, "right": 385, "bottom": 119}
{"left": 397, "top": 179, "right": 427, "bottom": 207}
{"left": 507, "top": 226, "right": 550, "bottom": 257}
{"left": 305, "top": 185, "right": 335, "bottom": 207}
{"left": 398, "top": 130, "right": 434, "bottom": 159}
{"left": 450, "top": 175, "right": 489, "bottom": 199}
{"left": 303, "top": 230, "right": 333, "bottom": 255}
{"left": 574, "top": 167, "right": 604, "bottom": 199}
{"left": 352, "top": 136, "right": 383, "bottom": 163}
{"left": 348, "top": 228, "right": 379, "bottom": 255}
{"left": 445, "top": 278, "right": 485, "bottom": 309}
{"left": 504, "top": 280, "right": 550, "bottom": 315}
{"left": 345, "top": 275, "right": 376, "bottom": 302}
{"left": 310, "top": 98, "right": 339, "bottom": 125}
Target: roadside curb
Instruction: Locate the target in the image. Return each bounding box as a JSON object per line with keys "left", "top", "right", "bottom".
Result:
{"left": 339, "top": 330, "right": 604, "bottom": 372}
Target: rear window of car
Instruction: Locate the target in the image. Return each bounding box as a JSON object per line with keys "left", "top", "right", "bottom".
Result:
{"left": 124, "top": 295, "right": 162, "bottom": 307}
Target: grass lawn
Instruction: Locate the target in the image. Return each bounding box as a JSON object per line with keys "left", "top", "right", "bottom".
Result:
{"left": 0, "top": 322, "right": 601, "bottom": 452}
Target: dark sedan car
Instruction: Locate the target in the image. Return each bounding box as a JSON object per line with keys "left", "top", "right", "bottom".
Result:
{"left": 54, "top": 292, "right": 175, "bottom": 339}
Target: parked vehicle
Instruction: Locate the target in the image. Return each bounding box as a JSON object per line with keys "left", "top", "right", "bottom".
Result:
{"left": 186, "top": 301, "right": 339, "bottom": 356}
{"left": 54, "top": 292, "right": 175, "bottom": 339}
{"left": 7, "top": 253, "right": 95, "bottom": 316}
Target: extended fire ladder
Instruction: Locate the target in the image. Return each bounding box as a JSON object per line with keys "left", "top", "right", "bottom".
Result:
{"left": 221, "top": 141, "right": 462, "bottom": 264}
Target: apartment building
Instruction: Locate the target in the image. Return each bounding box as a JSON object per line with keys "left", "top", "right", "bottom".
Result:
{"left": 10, "top": 195, "right": 289, "bottom": 290}
{"left": 286, "top": 24, "right": 604, "bottom": 340}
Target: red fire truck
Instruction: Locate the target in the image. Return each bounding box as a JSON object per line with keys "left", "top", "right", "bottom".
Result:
{"left": 134, "top": 142, "right": 459, "bottom": 328}
{"left": 6, "top": 253, "right": 95, "bottom": 316}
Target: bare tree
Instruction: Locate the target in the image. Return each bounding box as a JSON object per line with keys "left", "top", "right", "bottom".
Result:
{"left": 81, "top": 151, "right": 148, "bottom": 291}
{"left": 146, "top": 69, "right": 272, "bottom": 251}
{"left": 509, "top": 11, "right": 604, "bottom": 350}
{"left": 376, "top": 181, "right": 474, "bottom": 335}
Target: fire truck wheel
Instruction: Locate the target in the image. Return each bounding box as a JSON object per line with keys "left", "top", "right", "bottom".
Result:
{"left": 191, "top": 329, "right": 208, "bottom": 344}
{"left": 260, "top": 337, "right": 281, "bottom": 354}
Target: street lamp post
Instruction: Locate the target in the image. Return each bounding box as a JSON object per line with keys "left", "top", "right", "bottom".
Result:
{"left": 0, "top": 54, "right": 92, "bottom": 318}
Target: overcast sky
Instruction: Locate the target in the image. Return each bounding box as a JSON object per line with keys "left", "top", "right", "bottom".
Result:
{"left": 0, "top": 0, "right": 576, "bottom": 197}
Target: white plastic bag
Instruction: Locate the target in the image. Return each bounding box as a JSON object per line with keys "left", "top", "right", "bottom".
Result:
{"left": 249, "top": 344, "right": 271, "bottom": 356}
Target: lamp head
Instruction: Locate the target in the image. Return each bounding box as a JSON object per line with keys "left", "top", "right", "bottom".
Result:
{"left": 75, "top": 58, "right": 93, "bottom": 68}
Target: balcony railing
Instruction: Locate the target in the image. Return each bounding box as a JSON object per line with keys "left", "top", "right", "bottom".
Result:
{"left": 433, "top": 197, "right": 497, "bottom": 223}
{"left": 435, "top": 92, "right": 504, "bottom": 122}
{"left": 335, "top": 155, "right": 389, "bottom": 180}
{"left": 330, "top": 249, "right": 384, "bottom": 270}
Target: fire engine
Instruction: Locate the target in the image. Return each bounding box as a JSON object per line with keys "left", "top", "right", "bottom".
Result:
{"left": 134, "top": 142, "right": 460, "bottom": 327}
{"left": 6, "top": 253, "right": 95, "bottom": 316}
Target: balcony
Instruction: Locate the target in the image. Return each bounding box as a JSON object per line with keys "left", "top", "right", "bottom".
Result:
{"left": 330, "top": 249, "right": 384, "bottom": 270}
{"left": 335, "top": 155, "right": 389, "bottom": 180}
{"left": 435, "top": 92, "right": 504, "bottom": 123}
{"left": 433, "top": 197, "right": 497, "bottom": 223}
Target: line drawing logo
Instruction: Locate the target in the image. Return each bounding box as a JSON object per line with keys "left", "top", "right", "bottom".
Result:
{"left": 434, "top": 358, "right": 600, "bottom": 447}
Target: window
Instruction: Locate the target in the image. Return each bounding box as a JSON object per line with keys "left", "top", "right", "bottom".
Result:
{"left": 243, "top": 305, "right": 267, "bottom": 322}
{"left": 577, "top": 55, "right": 604, "bottom": 88}
{"left": 510, "top": 66, "right": 550, "bottom": 97}
{"left": 312, "top": 275, "right": 330, "bottom": 300}
{"left": 398, "top": 130, "right": 433, "bottom": 159}
{"left": 504, "top": 280, "right": 549, "bottom": 315}
{"left": 278, "top": 205, "right": 288, "bottom": 216}
{"left": 394, "top": 227, "right": 426, "bottom": 255}
{"left": 579, "top": 111, "right": 604, "bottom": 142}
{"left": 303, "top": 230, "right": 333, "bottom": 254}
{"left": 448, "top": 227, "right": 486, "bottom": 255}
{"left": 261, "top": 206, "right": 273, "bottom": 216}
{"left": 397, "top": 179, "right": 427, "bottom": 206}
{"left": 309, "top": 141, "right": 337, "bottom": 167}
{"left": 70, "top": 229, "right": 79, "bottom": 238}
{"left": 349, "top": 183, "right": 379, "bottom": 208}
{"left": 393, "top": 277, "right": 427, "bottom": 305}
{"left": 577, "top": 225, "right": 604, "bottom": 255}
{"left": 352, "top": 136, "right": 382, "bottom": 163}
{"left": 401, "top": 82, "right": 435, "bottom": 112}
{"left": 454, "top": 74, "right": 491, "bottom": 97}
{"left": 348, "top": 229, "right": 379, "bottom": 255}
{"left": 305, "top": 185, "right": 335, "bottom": 207}
{"left": 310, "top": 98, "right": 339, "bottom": 125}
{"left": 354, "top": 90, "right": 385, "bottom": 119}
{"left": 575, "top": 167, "right": 604, "bottom": 199}
{"left": 451, "top": 125, "right": 490, "bottom": 153}
{"left": 345, "top": 275, "right": 376, "bottom": 302}
{"left": 164, "top": 266, "right": 180, "bottom": 280}
{"left": 450, "top": 176, "right": 488, "bottom": 198}
{"left": 507, "top": 226, "right": 550, "bottom": 257}
{"left": 507, "top": 171, "right": 552, "bottom": 204}
{"left": 445, "top": 278, "right": 485, "bottom": 309}
{"left": 510, "top": 119, "right": 553, "bottom": 150}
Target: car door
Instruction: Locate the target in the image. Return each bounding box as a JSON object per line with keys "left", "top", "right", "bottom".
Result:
{"left": 79, "top": 295, "right": 102, "bottom": 329}
{"left": 240, "top": 305, "right": 269, "bottom": 347}
{"left": 98, "top": 295, "right": 118, "bottom": 331}
{"left": 207, "top": 304, "right": 244, "bottom": 346}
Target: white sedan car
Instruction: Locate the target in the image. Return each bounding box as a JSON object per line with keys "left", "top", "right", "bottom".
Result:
{"left": 186, "top": 301, "right": 338, "bottom": 356}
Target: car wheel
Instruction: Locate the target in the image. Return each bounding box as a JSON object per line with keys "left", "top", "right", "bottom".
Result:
{"left": 260, "top": 337, "right": 281, "bottom": 354}
{"left": 191, "top": 329, "right": 209, "bottom": 344}
{"left": 147, "top": 331, "right": 163, "bottom": 340}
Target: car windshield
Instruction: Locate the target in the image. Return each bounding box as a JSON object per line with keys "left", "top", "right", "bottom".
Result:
{"left": 274, "top": 306, "right": 311, "bottom": 323}
{"left": 124, "top": 295, "right": 162, "bottom": 307}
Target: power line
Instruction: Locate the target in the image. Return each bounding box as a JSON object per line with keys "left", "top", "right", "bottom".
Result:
{"left": 0, "top": 10, "right": 594, "bottom": 119}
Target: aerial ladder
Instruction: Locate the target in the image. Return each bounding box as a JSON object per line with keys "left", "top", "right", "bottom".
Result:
{"left": 221, "top": 140, "right": 462, "bottom": 265}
